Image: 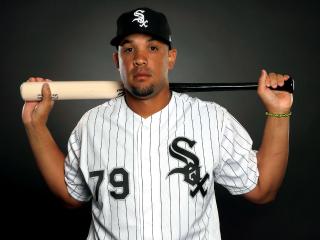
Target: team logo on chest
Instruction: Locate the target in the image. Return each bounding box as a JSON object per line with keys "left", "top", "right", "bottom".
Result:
{"left": 132, "top": 9, "right": 148, "bottom": 28}
{"left": 167, "top": 137, "right": 210, "bottom": 197}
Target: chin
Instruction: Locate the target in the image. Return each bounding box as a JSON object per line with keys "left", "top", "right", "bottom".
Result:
{"left": 130, "top": 85, "right": 155, "bottom": 98}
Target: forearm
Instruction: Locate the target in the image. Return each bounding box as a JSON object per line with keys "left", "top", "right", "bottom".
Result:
{"left": 257, "top": 116, "right": 290, "bottom": 194}
{"left": 245, "top": 115, "right": 290, "bottom": 203}
{"left": 25, "top": 124, "right": 80, "bottom": 206}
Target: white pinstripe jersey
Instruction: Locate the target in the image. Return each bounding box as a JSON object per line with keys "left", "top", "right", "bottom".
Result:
{"left": 65, "top": 91, "right": 259, "bottom": 240}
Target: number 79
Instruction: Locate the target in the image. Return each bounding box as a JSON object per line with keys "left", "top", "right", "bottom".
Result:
{"left": 89, "top": 168, "right": 129, "bottom": 202}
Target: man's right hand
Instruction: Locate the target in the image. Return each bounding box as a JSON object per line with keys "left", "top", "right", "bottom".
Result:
{"left": 22, "top": 77, "right": 54, "bottom": 128}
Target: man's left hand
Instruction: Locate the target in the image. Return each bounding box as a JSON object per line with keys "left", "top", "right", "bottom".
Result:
{"left": 257, "top": 69, "right": 293, "bottom": 113}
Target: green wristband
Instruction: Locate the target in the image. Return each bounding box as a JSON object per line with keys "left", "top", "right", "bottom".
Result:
{"left": 265, "top": 112, "right": 292, "bottom": 118}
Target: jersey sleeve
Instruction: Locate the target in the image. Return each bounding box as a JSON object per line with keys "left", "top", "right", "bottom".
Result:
{"left": 214, "top": 108, "right": 259, "bottom": 195}
{"left": 64, "top": 121, "right": 92, "bottom": 202}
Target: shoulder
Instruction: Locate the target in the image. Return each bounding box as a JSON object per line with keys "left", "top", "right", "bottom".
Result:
{"left": 75, "top": 96, "right": 125, "bottom": 131}
{"left": 172, "top": 91, "right": 228, "bottom": 116}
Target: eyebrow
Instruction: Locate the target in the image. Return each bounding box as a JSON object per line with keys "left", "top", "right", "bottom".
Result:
{"left": 119, "top": 39, "right": 132, "bottom": 45}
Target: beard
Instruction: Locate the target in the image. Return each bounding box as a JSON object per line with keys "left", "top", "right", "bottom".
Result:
{"left": 130, "top": 84, "right": 155, "bottom": 98}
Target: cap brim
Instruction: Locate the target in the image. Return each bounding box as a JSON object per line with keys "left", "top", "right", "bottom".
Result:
{"left": 110, "top": 35, "right": 124, "bottom": 47}
{"left": 110, "top": 33, "right": 171, "bottom": 49}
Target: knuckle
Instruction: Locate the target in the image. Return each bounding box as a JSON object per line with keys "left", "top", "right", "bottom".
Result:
{"left": 269, "top": 72, "right": 276, "bottom": 77}
{"left": 277, "top": 74, "right": 283, "bottom": 80}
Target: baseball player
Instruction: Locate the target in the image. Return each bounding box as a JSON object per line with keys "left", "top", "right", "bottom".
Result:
{"left": 22, "top": 7, "right": 293, "bottom": 240}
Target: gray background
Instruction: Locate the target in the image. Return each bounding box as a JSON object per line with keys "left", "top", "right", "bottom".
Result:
{"left": 1, "top": 0, "right": 319, "bottom": 239}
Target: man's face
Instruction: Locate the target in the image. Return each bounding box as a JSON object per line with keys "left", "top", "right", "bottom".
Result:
{"left": 113, "top": 33, "right": 177, "bottom": 99}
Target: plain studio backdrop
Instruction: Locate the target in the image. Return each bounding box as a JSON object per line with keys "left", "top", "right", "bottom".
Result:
{"left": 1, "top": 0, "right": 319, "bottom": 239}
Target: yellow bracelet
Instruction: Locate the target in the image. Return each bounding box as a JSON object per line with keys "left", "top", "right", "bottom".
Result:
{"left": 265, "top": 112, "right": 292, "bottom": 118}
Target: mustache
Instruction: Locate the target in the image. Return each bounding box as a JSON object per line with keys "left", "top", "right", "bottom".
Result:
{"left": 131, "top": 67, "right": 152, "bottom": 76}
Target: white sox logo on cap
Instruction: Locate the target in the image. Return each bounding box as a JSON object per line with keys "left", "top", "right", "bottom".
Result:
{"left": 110, "top": 7, "right": 172, "bottom": 48}
{"left": 132, "top": 9, "right": 148, "bottom": 28}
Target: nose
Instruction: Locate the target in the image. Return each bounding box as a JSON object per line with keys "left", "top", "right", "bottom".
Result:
{"left": 133, "top": 50, "right": 147, "bottom": 67}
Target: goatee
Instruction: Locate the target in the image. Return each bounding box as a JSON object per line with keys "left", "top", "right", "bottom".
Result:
{"left": 131, "top": 85, "right": 154, "bottom": 98}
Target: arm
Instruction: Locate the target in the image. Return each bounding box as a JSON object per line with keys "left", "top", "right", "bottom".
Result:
{"left": 244, "top": 70, "right": 293, "bottom": 204}
{"left": 22, "top": 77, "right": 82, "bottom": 208}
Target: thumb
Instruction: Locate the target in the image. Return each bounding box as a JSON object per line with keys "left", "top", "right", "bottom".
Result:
{"left": 258, "top": 69, "right": 268, "bottom": 92}
{"left": 42, "top": 83, "right": 52, "bottom": 102}
{"left": 37, "top": 83, "right": 54, "bottom": 114}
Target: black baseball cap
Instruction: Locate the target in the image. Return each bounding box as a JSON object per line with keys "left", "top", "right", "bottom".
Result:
{"left": 110, "top": 7, "right": 172, "bottom": 49}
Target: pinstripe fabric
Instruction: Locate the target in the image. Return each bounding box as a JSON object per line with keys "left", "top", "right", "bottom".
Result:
{"left": 64, "top": 91, "right": 259, "bottom": 240}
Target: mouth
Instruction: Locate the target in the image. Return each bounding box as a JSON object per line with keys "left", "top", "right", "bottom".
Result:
{"left": 132, "top": 68, "right": 152, "bottom": 80}
{"left": 133, "top": 73, "right": 152, "bottom": 80}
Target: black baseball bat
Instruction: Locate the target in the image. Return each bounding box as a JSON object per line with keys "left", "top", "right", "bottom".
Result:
{"left": 169, "top": 77, "right": 294, "bottom": 93}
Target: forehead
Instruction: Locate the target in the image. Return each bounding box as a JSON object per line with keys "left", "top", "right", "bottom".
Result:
{"left": 120, "top": 33, "right": 164, "bottom": 46}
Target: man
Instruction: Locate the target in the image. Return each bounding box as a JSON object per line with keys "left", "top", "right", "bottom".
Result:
{"left": 22, "top": 7, "right": 293, "bottom": 240}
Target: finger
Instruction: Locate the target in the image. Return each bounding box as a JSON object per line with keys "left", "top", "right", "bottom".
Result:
{"left": 269, "top": 72, "right": 278, "bottom": 89}
{"left": 277, "top": 74, "right": 285, "bottom": 87}
{"left": 265, "top": 71, "right": 271, "bottom": 87}
{"left": 22, "top": 101, "right": 38, "bottom": 114}
{"left": 21, "top": 100, "right": 40, "bottom": 124}
{"left": 36, "top": 77, "right": 45, "bottom": 82}
{"left": 284, "top": 74, "right": 290, "bottom": 80}
{"left": 27, "top": 77, "right": 36, "bottom": 82}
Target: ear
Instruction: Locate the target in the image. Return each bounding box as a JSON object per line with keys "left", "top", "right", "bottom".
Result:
{"left": 112, "top": 52, "right": 119, "bottom": 69}
{"left": 168, "top": 48, "right": 177, "bottom": 70}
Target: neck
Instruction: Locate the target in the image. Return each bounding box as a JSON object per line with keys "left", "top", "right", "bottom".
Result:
{"left": 125, "top": 87, "right": 172, "bottom": 118}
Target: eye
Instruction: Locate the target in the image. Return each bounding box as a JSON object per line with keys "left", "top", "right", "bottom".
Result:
{"left": 150, "top": 46, "right": 159, "bottom": 52}
{"left": 123, "top": 47, "right": 133, "bottom": 53}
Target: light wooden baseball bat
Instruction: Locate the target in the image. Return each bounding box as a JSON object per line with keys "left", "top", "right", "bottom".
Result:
{"left": 20, "top": 78, "right": 294, "bottom": 101}
{"left": 20, "top": 81, "right": 124, "bottom": 101}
